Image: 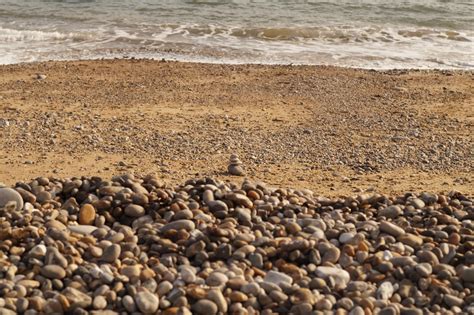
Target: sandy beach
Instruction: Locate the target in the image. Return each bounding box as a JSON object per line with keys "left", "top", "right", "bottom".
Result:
{"left": 0, "top": 60, "right": 472, "bottom": 195}
{"left": 0, "top": 60, "right": 473, "bottom": 314}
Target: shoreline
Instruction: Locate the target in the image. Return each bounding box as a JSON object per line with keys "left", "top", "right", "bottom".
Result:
{"left": 0, "top": 59, "right": 472, "bottom": 196}
{"left": 2, "top": 57, "right": 474, "bottom": 72}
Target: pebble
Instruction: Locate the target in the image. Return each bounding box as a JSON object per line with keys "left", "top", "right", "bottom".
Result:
{"left": 101, "top": 244, "right": 121, "bottom": 263}
{"left": 160, "top": 219, "right": 195, "bottom": 233}
{"left": 264, "top": 270, "right": 293, "bottom": 286}
{"left": 315, "top": 267, "right": 350, "bottom": 289}
{"left": 124, "top": 204, "right": 145, "bottom": 217}
{"left": 0, "top": 187, "right": 24, "bottom": 211}
{"left": 379, "top": 205, "right": 403, "bottom": 218}
{"left": 79, "top": 204, "right": 96, "bottom": 225}
{"left": 380, "top": 221, "right": 406, "bottom": 237}
{"left": 135, "top": 290, "right": 159, "bottom": 314}
{"left": 206, "top": 272, "right": 228, "bottom": 287}
{"left": 228, "top": 154, "right": 245, "bottom": 176}
{"left": 68, "top": 225, "right": 98, "bottom": 235}
{"left": 40, "top": 265, "right": 66, "bottom": 279}
{"left": 0, "top": 176, "right": 470, "bottom": 315}
{"left": 207, "top": 289, "right": 228, "bottom": 313}
{"left": 461, "top": 268, "right": 474, "bottom": 282}
{"left": 191, "top": 299, "right": 218, "bottom": 315}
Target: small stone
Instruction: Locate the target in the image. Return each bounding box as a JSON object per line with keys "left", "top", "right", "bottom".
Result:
{"left": 63, "top": 287, "right": 92, "bottom": 309}
{"left": 291, "top": 288, "right": 315, "bottom": 305}
{"left": 157, "top": 281, "right": 173, "bottom": 296}
{"left": 443, "top": 294, "right": 463, "bottom": 307}
{"left": 122, "top": 295, "right": 136, "bottom": 313}
{"left": 41, "top": 265, "right": 66, "bottom": 279}
{"left": 415, "top": 263, "right": 432, "bottom": 277}
{"left": 207, "top": 289, "right": 228, "bottom": 313}
{"left": 101, "top": 244, "right": 121, "bottom": 263}
{"left": 409, "top": 198, "right": 425, "bottom": 209}
{"left": 379, "top": 205, "right": 403, "bottom": 218}
{"left": 121, "top": 265, "right": 141, "bottom": 278}
{"left": 380, "top": 221, "right": 405, "bottom": 237}
{"left": 68, "top": 225, "right": 98, "bottom": 235}
{"left": 398, "top": 233, "right": 423, "bottom": 248}
{"left": 0, "top": 188, "right": 24, "bottom": 211}
{"left": 376, "top": 282, "right": 394, "bottom": 301}
{"left": 125, "top": 204, "right": 145, "bottom": 217}
{"left": 264, "top": 270, "right": 293, "bottom": 287}
{"left": 315, "top": 266, "right": 350, "bottom": 289}
{"left": 323, "top": 246, "right": 340, "bottom": 263}
{"left": 191, "top": 299, "right": 218, "bottom": 315}
{"left": 206, "top": 272, "right": 228, "bottom": 287}
{"left": 229, "top": 291, "right": 248, "bottom": 302}
{"left": 461, "top": 268, "right": 474, "bottom": 282}
{"left": 93, "top": 296, "right": 107, "bottom": 310}
{"left": 135, "top": 290, "right": 159, "bottom": 314}
{"left": 228, "top": 154, "right": 245, "bottom": 176}
{"left": 79, "top": 204, "right": 96, "bottom": 225}
{"left": 160, "top": 220, "right": 195, "bottom": 233}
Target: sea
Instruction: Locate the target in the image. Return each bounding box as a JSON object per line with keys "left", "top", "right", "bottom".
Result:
{"left": 0, "top": 0, "right": 472, "bottom": 69}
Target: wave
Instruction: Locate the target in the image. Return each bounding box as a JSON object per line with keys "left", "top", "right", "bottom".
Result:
{"left": 0, "top": 26, "right": 87, "bottom": 42}
{"left": 0, "top": 23, "right": 472, "bottom": 69}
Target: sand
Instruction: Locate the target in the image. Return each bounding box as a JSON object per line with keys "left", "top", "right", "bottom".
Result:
{"left": 0, "top": 60, "right": 472, "bottom": 196}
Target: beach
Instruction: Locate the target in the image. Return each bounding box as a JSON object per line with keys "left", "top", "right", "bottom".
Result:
{"left": 0, "top": 60, "right": 472, "bottom": 195}
{"left": 0, "top": 59, "right": 473, "bottom": 314}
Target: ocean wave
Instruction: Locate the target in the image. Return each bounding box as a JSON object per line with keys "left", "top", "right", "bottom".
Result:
{"left": 0, "top": 26, "right": 87, "bottom": 42}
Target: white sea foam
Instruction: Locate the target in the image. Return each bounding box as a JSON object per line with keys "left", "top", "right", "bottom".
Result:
{"left": 0, "top": 0, "right": 472, "bottom": 69}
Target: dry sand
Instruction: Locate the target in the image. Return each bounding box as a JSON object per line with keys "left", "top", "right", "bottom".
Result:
{"left": 0, "top": 60, "right": 472, "bottom": 196}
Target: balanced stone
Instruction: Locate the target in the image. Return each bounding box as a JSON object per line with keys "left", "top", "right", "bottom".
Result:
{"left": 228, "top": 154, "right": 245, "bottom": 176}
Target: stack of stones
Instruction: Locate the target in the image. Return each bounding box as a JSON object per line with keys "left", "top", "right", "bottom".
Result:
{"left": 0, "top": 175, "right": 472, "bottom": 315}
{"left": 228, "top": 154, "right": 245, "bottom": 176}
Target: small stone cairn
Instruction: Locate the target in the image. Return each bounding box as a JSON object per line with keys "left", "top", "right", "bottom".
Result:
{"left": 227, "top": 153, "right": 245, "bottom": 176}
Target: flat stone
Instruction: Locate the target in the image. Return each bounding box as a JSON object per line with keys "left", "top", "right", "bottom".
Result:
{"left": 68, "top": 225, "right": 98, "bottom": 235}
{"left": 0, "top": 188, "right": 24, "bottom": 211}
{"left": 380, "top": 221, "right": 405, "bottom": 237}
{"left": 79, "top": 204, "right": 96, "bottom": 225}
{"left": 135, "top": 290, "right": 159, "bottom": 314}
{"left": 41, "top": 265, "right": 66, "bottom": 279}
{"left": 160, "top": 220, "right": 195, "bottom": 233}
{"left": 264, "top": 270, "right": 293, "bottom": 287}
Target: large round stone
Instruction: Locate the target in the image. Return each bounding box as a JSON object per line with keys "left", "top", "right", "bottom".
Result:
{"left": 0, "top": 188, "right": 24, "bottom": 211}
